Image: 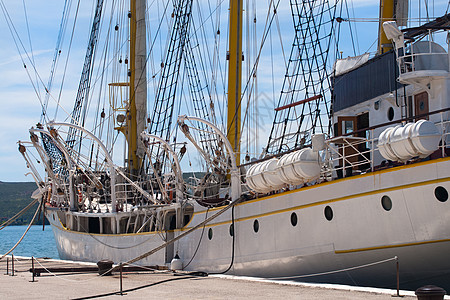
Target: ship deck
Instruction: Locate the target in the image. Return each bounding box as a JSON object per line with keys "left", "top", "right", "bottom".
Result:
{"left": 0, "top": 256, "right": 433, "bottom": 299}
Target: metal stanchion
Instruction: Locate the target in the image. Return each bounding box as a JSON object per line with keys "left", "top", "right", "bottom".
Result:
{"left": 11, "top": 254, "right": 14, "bottom": 276}
{"left": 5, "top": 257, "right": 9, "bottom": 275}
{"left": 393, "top": 256, "right": 403, "bottom": 297}
{"left": 31, "top": 257, "right": 35, "bottom": 282}
{"left": 120, "top": 263, "right": 123, "bottom": 295}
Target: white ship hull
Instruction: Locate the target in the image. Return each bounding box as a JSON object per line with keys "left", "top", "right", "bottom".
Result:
{"left": 46, "top": 157, "right": 450, "bottom": 290}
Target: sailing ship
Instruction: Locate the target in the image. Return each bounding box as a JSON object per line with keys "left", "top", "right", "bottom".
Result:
{"left": 12, "top": 0, "right": 450, "bottom": 291}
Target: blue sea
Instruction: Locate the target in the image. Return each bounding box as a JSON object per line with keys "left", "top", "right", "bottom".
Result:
{"left": 0, "top": 225, "right": 59, "bottom": 259}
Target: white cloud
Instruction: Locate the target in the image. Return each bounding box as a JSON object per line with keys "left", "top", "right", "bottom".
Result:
{"left": 0, "top": 49, "right": 53, "bottom": 67}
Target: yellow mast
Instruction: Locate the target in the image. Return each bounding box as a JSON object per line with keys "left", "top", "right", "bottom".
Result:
{"left": 128, "top": 0, "right": 139, "bottom": 173}
{"left": 127, "top": 0, "right": 147, "bottom": 175}
{"left": 227, "top": 0, "right": 243, "bottom": 164}
{"left": 378, "top": 0, "right": 395, "bottom": 54}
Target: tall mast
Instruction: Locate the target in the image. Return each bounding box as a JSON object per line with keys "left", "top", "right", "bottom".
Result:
{"left": 128, "top": 0, "right": 147, "bottom": 174}
{"left": 378, "top": 0, "right": 395, "bottom": 54}
{"left": 226, "top": 0, "right": 243, "bottom": 164}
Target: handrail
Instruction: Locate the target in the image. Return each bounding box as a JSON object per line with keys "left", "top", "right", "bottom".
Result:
{"left": 240, "top": 109, "right": 450, "bottom": 169}
{"left": 339, "top": 107, "right": 450, "bottom": 138}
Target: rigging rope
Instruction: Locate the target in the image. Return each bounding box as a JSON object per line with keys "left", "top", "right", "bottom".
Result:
{"left": 147, "top": 0, "right": 193, "bottom": 149}
{"left": 0, "top": 198, "right": 39, "bottom": 231}
{"left": 264, "top": 0, "right": 337, "bottom": 156}
{"left": 0, "top": 0, "right": 49, "bottom": 119}
{"left": 228, "top": 0, "right": 281, "bottom": 143}
{"left": 0, "top": 201, "right": 41, "bottom": 261}
{"left": 66, "top": 0, "right": 104, "bottom": 153}
{"left": 41, "top": 0, "right": 73, "bottom": 124}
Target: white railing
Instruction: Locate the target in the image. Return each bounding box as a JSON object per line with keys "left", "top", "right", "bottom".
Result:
{"left": 322, "top": 116, "right": 450, "bottom": 180}
{"left": 396, "top": 32, "right": 450, "bottom": 75}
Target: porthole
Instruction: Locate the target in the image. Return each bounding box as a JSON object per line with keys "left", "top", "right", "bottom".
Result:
{"left": 324, "top": 206, "right": 333, "bottom": 221}
{"left": 229, "top": 224, "right": 234, "bottom": 237}
{"left": 435, "top": 186, "right": 448, "bottom": 202}
{"left": 387, "top": 107, "right": 395, "bottom": 121}
{"left": 208, "top": 228, "right": 213, "bottom": 240}
{"left": 253, "top": 219, "right": 259, "bottom": 233}
{"left": 290, "top": 212, "right": 298, "bottom": 227}
{"left": 381, "top": 195, "right": 392, "bottom": 211}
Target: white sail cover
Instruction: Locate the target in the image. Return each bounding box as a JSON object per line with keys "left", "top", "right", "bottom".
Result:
{"left": 396, "top": 0, "right": 408, "bottom": 27}
{"left": 333, "top": 53, "right": 370, "bottom": 76}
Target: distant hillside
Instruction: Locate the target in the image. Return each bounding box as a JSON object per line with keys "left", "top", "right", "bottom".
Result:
{"left": 0, "top": 181, "right": 47, "bottom": 226}
{"left": 0, "top": 173, "right": 207, "bottom": 226}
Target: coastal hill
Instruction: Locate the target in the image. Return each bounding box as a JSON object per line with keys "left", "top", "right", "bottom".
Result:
{"left": 0, "top": 172, "right": 206, "bottom": 226}
{"left": 0, "top": 181, "right": 46, "bottom": 225}
{"left": 0, "top": 173, "right": 205, "bottom": 226}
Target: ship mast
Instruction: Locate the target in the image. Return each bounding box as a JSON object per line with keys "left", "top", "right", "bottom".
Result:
{"left": 378, "top": 0, "right": 395, "bottom": 54}
{"left": 128, "top": 0, "right": 147, "bottom": 175}
{"left": 226, "top": 0, "right": 243, "bottom": 164}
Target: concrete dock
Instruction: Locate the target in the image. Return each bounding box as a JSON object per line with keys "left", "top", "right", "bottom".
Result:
{"left": 0, "top": 256, "right": 431, "bottom": 299}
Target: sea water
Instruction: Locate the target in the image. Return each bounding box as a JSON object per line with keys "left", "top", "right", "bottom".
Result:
{"left": 0, "top": 225, "right": 59, "bottom": 259}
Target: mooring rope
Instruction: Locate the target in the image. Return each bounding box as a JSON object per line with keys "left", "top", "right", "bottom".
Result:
{"left": 0, "top": 198, "right": 39, "bottom": 231}
{"left": 110, "top": 197, "right": 242, "bottom": 272}
{"left": 32, "top": 258, "right": 104, "bottom": 282}
{"left": 125, "top": 262, "right": 169, "bottom": 273}
{"left": 265, "top": 256, "right": 398, "bottom": 280}
{"left": 0, "top": 203, "right": 41, "bottom": 261}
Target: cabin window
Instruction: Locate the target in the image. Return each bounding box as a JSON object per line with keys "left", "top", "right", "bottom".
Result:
{"left": 343, "top": 120, "right": 354, "bottom": 134}
{"left": 435, "top": 186, "right": 448, "bottom": 202}
{"left": 324, "top": 206, "right": 333, "bottom": 221}
{"left": 208, "top": 228, "right": 213, "bottom": 240}
{"left": 290, "top": 212, "right": 298, "bottom": 227}
{"left": 381, "top": 195, "right": 392, "bottom": 211}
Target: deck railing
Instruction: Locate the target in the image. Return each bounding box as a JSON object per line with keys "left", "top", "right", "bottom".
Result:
{"left": 323, "top": 115, "right": 450, "bottom": 180}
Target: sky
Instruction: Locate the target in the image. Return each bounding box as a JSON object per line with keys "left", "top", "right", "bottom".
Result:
{"left": 0, "top": 0, "right": 448, "bottom": 182}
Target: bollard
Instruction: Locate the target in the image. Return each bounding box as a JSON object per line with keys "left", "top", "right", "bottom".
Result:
{"left": 415, "top": 285, "right": 446, "bottom": 300}
{"left": 97, "top": 260, "right": 113, "bottom": 276}
{"left": 5, "top": 257, "right": 8, "bottom": 275}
